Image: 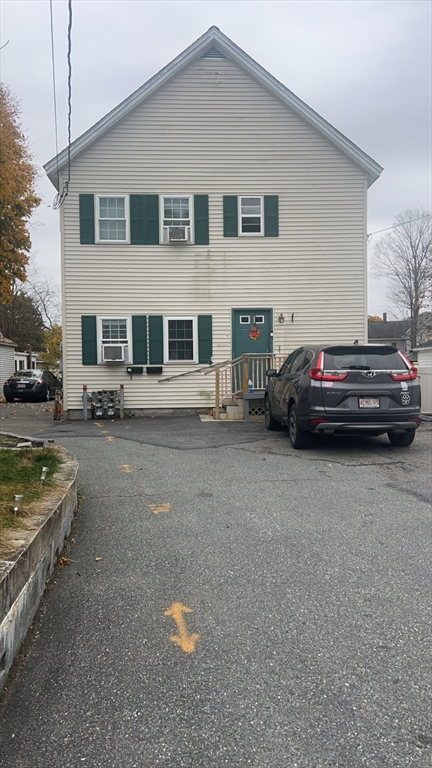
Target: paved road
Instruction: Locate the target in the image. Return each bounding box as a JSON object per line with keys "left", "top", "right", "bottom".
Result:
{"left": 0, "top": 404, "right": 431, "bottom": 767}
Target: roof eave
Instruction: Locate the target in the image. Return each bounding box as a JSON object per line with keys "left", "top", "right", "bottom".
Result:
{"left": 44, "top": 26, "right": 383, "bottom": 189}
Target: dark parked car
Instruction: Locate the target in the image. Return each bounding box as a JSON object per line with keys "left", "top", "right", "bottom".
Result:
{"left": 3, "top": 369, "right": 61, "bottom": 403}
{"left": 265, "top": 344, "right": 421, "bottom": 448}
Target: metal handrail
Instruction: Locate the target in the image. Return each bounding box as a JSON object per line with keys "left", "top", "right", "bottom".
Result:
{"left": 202, "top": 356, "right": 244, "bottom": 374}
{"left": 158, "top": 364, "right": 214, "bottom": 383}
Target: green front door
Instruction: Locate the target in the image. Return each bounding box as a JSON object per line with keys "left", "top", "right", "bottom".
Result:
{"left": 232, "top": 309, "right": 273, "bottom": 358}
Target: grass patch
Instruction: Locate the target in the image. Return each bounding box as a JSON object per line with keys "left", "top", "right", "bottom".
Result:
{"left": 0, "top": 447, "right": 62, "bottom": 544}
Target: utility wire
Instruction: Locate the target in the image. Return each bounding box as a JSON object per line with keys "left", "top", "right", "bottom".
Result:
{"left": 367, "top": 213, "right": 432, "bottom": 243}
{"left": 49, "top": 0, "right": 60, "bottom": 189}
{"left": 66, "top": 0, "right": 72, "bottom": 186}
{"left": 52, "top": 0, "right": 73, "bottom": 210}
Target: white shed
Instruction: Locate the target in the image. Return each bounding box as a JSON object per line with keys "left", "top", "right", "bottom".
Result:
{"left": 0, "top": 336, "right": 16, "bottom": 384}
{"left": 415, "top": 341, "right": 432, "bottom": 415}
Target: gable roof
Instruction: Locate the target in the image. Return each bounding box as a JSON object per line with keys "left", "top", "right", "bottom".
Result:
{"left": 368, "top": 320, "right": 411, "bottom": 340}
{"left": 44, "top": 27, "right": 383, "bottom": 190}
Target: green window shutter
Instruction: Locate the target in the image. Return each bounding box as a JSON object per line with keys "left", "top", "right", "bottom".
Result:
{"left": 194, "top": 195, "right": 209, "bottom": 245}
{"left": 145, "top": 195, "right": 159, "bottom": 245}
{"left": 149, "top": 315, "right": 163, "bottom": 364}
{"left": 264, "top": 195, "right": 279, "bottom": 237}
{"left": 79, "top": 194, "right": 95, "bottom": 244}
{"left": 223, "top": 196, "right": 238, "bottom": 237}
{"left": 130, "top": 195, "right": 159, "bottom": 244}
{"left": 132, "top": 315, "right": 147, "bottom": 364}
{"left": 81, "top": 316, "right": 97, "bottom": 365}
{"left": 198, "top": 315, "right": 213, "bottom": 364}
{"left": 130, "top": 195, "right": 145, "bottom": 244}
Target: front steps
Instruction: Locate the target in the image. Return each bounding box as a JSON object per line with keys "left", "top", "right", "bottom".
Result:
{"left": 215, "top": 391, "right": 266, "bottom": 421}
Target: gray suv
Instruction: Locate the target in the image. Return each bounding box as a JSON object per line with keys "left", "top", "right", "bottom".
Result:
{"left": 265, "top": 344, "right": 421, "bottom": 448}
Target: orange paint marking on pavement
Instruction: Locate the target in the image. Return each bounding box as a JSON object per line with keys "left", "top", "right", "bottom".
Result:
{"left": 149, "top": 503, "right": 172, "bottom": 514}
{"left": 94, "top": 422, "right": 103, "bottom": 427}
{"left": 121, "top": 464, "right": 134, "bottom": 473}
{"left": 106, "top": 436, "right": 114, "bottom": 442}
{"left": 164, "top": 602, "right": 199, "bottom": 653}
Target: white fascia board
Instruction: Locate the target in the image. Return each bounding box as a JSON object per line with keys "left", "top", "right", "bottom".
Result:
{"left": 44, "top": 26, "right": 382, "bottom": 189}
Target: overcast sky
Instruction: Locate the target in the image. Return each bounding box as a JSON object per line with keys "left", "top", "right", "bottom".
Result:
{"left": 1, "top": 0, "right": 431, "bottom": 316}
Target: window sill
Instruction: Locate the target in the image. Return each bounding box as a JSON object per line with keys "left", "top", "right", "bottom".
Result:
{"left": 95, "top": 240, "right": 130, "bottom": 245}
{"left": 164, "top": 360, "right": 198, "bottom": 365}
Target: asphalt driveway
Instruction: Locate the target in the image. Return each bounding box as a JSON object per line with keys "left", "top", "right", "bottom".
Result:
{"left": 0, "top": 404, "right": 431, "bottom": 767}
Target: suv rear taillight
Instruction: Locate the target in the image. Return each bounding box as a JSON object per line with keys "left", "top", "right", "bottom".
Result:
{"left": 389, "top": 352, "right": 418, "bottom": 381}
{"left": 309, "top": 351, "right": 349, "bottom": 382}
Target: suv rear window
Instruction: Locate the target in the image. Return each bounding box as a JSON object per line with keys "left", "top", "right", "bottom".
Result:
{"left": 323, "top": 346, "right": 407, "bottom": 371}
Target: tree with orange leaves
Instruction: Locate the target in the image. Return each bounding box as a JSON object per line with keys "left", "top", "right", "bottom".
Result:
{"left": 0, "top": 84, "right": 41, "bottom": 302}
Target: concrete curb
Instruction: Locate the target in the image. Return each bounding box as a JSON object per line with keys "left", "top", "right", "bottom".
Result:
{"left": 0, "top": 445, "right": 78, "bottom": 691}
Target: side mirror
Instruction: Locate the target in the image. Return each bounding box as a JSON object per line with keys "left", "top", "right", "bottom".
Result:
{"left": 266, "top": 368, "right": 277, "bottom": 378}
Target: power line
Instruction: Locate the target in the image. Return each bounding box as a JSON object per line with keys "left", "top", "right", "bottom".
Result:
{"left": 66, "top": 0, "right": 72, "bottom": 186}
{"left": 52, "top": 0, "right": 73, "bottom": 210}
{"left": 49, "top": 0, "right": 60, "bottom": 189}
{"left": 367, "top": 213, "right": 432, "bottom": 243}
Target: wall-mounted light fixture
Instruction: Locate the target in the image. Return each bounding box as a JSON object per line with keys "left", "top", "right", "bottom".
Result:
{"left": 13, "top": 494, "right": 24, "bottom": 515}
{"left": 278, "top": 313, "right": 285, "bottom": 324}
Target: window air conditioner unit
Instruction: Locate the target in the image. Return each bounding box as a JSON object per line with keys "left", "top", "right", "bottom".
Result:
{"left": 166, "top": 225, "right": 189, "bottom": 242}
{"left": 102, "top": 344, "right": 129, "bottom": 362}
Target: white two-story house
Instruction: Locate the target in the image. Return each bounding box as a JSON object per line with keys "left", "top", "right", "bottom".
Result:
{"left": 45, "top": 27, "right": 382, "bottom": 418}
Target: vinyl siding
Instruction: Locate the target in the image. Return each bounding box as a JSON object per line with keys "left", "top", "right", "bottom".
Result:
{"left": 0, "top": 344, "right": 15, "bottom": 382}
{"left": 60, "top": 57, "right": 368, "bottom": 411}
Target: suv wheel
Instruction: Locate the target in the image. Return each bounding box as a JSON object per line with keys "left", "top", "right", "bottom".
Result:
{"left": 288, "top": 405, "right": 311, "bottom": 449}
{"left": 264, "top": 396, "right": 280, "bottom": 431}
{"left": 388, "top": 430, "right": 415, "bottom": 447}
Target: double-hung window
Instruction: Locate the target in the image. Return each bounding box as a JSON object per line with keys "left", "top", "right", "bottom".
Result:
{"left": 239, "top": 196, "right": 263, "bottom": 235}
{"left": 99, "top": 317, "right": 131, "bottom": 362}
{"left": 164, "top": 317, "right": 197, "bottom": 362}
{"left": 97, "top": 196, "right": 129, "bottom": 242}
{"left": 161, "top": 196, "right": 193, "bottom": 242}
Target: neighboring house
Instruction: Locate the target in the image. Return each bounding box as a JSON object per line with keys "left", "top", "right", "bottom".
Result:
{"left": 44, "top": 27, "right": 383, "bottom": 418}
{"left": 0, "top": 335, "right": 16, "bottom": 383}
{"left": 14, "top": 350, "right": 45, "bottom": 372}
{"left": 368, "top": 312, "right": 432, "bottom": 354}
{"left": 414, "top": 340, "right": 432, "bottom": 415}
{"left": 368, "top": 317, "right": 411, "bottom": 353}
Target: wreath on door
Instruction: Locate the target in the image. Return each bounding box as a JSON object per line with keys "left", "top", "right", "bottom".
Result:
{"left": 249, "top": 325, "right": 261, "bottom": 340}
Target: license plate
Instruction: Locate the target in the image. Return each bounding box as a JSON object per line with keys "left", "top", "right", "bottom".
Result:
{"left": 17, "top": 383, "right": 26, "bottom": 388}
{"left": 359, "top": 397, "right": 380, "bottom": 408}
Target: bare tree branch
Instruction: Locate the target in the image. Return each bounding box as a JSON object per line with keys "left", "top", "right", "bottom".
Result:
{"left": 18, "top": 261, "right": 61, "bottom": 330}
{"left": 373, "top": 209, "right": 432, "bottom": 348}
